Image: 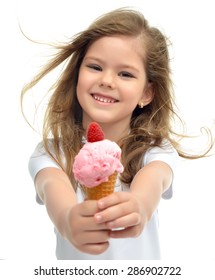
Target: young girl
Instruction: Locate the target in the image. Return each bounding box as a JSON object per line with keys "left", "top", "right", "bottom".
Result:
{"left": 21, "top": 8, "right": 212, "bottom": 260}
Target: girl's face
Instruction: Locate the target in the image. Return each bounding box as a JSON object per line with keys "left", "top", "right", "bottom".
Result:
{"left": 77, "top": 35, "right": 153, "bottom": 133}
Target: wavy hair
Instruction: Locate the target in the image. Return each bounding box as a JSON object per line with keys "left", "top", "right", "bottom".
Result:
{"left": 21, "top": 8, "right": 213, "bottom": 187}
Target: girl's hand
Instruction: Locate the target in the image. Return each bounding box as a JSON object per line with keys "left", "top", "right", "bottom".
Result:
{"left": 65, "top": 200, "right": 110, "bottom": 255}
{"left": 94, "top": 192, "right": 147, "bottom": 238}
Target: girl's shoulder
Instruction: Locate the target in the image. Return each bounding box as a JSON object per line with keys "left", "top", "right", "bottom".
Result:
{"left": 143, "top": 140, "right": 179, "bottom": 200}
{"left": 28, "top": 141, "right": 61, "bottom": 182}
{"left": 144, "top": 139, "right": 179, "bottom": 168}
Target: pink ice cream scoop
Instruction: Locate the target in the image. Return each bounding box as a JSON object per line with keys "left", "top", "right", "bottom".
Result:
{"left": 73, "top": 122, "right": 124, "bottom": 188}
{"left": 73, "top": 140, "right": 123, "bottom": 187}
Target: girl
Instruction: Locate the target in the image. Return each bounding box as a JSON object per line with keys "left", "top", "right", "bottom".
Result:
{"left": 21, "top": 8, "right": 212, "bottom": 259}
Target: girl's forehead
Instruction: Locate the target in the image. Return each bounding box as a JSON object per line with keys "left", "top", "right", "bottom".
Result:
{"left": 91, "top": 34, "right": 142, "bottom": 45}
{"left": 83, "top": 35, "right": 146, "bottom": 72}
{"left": 87, "top": 35, "right": 145, "bottom": 57}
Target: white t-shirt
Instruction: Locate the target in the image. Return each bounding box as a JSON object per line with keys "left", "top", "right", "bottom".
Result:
{"left": 29, "top": 140, "right": 179, "bottom": 259}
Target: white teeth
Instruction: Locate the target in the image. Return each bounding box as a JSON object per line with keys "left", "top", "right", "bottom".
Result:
{"left": 93, "top": 94, "right": 116, "bottom": 103}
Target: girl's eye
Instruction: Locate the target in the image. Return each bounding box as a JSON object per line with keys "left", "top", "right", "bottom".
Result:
{"left": 119, "top": 71, "right": 135, "bottom": 78}
{"left": 87, "top": 64, "right": 102, "bottom": 71}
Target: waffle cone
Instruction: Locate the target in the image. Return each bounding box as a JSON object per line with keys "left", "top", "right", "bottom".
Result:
{"left": 82, "top": 172, "right": 117, "bottom": 200}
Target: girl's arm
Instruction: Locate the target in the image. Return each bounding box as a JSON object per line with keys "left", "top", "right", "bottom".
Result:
{"left": 35, "top": 167, "right": 77, "bottom": 234}
{"left": 130, "top": 160, "right": 173, "bottom": 220}
{"left": 35, "top": 167, "right": 110, "bottom": 254}
{"left": 94, "top": 161, "right": 173, "bottom": 238}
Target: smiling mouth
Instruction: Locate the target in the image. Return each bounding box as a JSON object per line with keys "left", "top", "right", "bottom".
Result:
{"left": 92, "top": 94, "right": 118, "bottom": 103}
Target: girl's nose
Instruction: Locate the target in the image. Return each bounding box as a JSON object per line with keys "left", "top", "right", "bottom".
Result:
{"left": 99, "top": 71, "right": 115, "bottom": 88}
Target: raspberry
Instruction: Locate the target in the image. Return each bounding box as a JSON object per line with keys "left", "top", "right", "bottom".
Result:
{"left": 87, "top": 122, "right": 104, "bottom": 142}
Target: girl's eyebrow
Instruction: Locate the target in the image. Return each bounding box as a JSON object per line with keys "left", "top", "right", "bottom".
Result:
{"left": 83, "top": 56, "right": 140, "bottom": 73}
{"left": 83, "top": 56, "right": 102, "bottom": 63}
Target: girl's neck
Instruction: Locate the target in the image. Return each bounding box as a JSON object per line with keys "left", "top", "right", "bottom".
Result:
{"left": 83, "top": 118, "right": 130, "bottom": 143}
{"left": 95, "top": 122, "right": 130, "bottom": 143}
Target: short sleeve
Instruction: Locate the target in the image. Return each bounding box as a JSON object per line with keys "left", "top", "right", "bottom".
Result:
{"left": 143, "top": 140, "right": 179, "bottom": 199}
{"left": 28, "top": 142, "right": 61, "bottom": 204}
{"left": 28, "top": 142, "right": 61, "bottom": 182}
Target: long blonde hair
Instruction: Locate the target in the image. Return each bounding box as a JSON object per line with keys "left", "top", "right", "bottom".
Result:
{"left": 21, "top": 8, "right": 213, "bottom": 187}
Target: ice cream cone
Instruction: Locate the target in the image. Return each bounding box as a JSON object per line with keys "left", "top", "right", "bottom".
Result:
{"left": 82, "top": 172, "right": 117, "bottom": 200}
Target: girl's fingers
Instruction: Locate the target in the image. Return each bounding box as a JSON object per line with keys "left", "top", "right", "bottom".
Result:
{"left": 76, "top": 229, "right": 110, "bottom": 244}
{"left": 109, "top": 225, "right": 141, "bottom": 239}
{"left": 79, "top": 241, "right": 110, "bottom": 255}
{"left": 80, "top": 216, "right": 108, "bottom": 230}
{"left": 97, "top": 192, "right": 130, "bottom": 210}
{"left": 106, "top": 213, "right": 141, "bottom": 230}
{"left": 94, "top": 194, "right": 140, "bottom": 224}
{"left": 94, "top": 202, "right": 131, "bottom": 223}
{"left": 79, "top": 200, "right": 100, "bottom": 216}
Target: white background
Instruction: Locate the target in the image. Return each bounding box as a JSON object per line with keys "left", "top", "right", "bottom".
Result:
{"left": 0, "top": 0, "right": 214, "bottom": 267}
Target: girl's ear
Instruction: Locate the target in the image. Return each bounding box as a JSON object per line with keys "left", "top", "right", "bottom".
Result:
{"left": 139, "top": 83, "right": 154, "bottom": 107}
